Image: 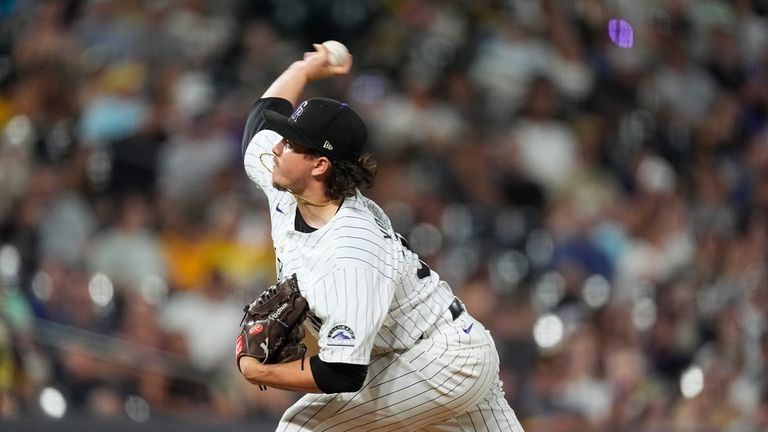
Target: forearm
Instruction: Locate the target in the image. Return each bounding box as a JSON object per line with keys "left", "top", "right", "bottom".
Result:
{"left": 260, "top": 43, "right": 352, "bottom": 105}
{"left": 239, "top": 356, "right": 322, "bottom": 393}
{"left": 260, "top": 61, "right": 312, "bottom": 106}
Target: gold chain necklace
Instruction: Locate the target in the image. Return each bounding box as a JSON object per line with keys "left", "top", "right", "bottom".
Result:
{"left": 288, "top": 192, "right": 333, "bottom": 207}
{"left": 260, "top": 153, "right": 334, "bottom": 207}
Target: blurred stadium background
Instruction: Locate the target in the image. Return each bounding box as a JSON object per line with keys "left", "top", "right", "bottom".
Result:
{"left": 0, "top": 0, "right": 767, "bottom": 431}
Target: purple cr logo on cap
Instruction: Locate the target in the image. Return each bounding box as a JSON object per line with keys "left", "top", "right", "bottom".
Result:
{"left": 290, "top": 101, "right": 308, "bottom": 122}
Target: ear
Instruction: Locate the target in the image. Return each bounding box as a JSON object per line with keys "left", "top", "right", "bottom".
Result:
{"left": 310, "top": 156, "right": 332, "bottom": 178}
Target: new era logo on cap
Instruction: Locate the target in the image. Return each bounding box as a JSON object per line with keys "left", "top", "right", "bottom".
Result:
{"left": 263, "top": 98, "right": 367, "bottom": 162}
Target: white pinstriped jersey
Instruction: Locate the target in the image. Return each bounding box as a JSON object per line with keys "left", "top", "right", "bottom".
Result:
{"left": 242, "top": 98, "right": 525, "bottom": 431}
{"left": 244, "top": 129, "right": 456, "bottom": 365}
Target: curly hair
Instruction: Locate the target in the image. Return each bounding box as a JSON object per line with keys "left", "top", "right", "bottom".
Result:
{"left": 315, "top": 153, "right": 377, "bottom": 200}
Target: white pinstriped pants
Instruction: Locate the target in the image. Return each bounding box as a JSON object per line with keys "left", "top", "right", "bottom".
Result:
{"left": 276, "top": 310, "right": 525, "bottom": 432}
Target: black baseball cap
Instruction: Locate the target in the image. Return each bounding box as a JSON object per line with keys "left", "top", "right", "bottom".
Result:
{"left": 263, "top": 97, "right": 367, "bottom": 162}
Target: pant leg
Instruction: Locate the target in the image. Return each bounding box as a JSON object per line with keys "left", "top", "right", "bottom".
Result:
{"left": 276, "top": 342, "right": 495, "bottom": 431}
{"left": 276, "top": 311, "right": 522, "bottom": 432}
{"left": 418, "top": 380, "right": 526, "bottom": 432}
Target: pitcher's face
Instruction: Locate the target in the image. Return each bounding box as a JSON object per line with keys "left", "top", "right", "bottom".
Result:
{"left": 270, "top": 138, "right": 316, "bottom": 193}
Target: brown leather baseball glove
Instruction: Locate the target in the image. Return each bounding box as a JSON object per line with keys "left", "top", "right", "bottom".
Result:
{"left": 236, "top": 274, "right": 309, "bottom": 371}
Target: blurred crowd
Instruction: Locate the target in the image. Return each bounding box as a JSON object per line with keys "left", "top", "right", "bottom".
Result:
{"left": 0, "top": 0, "right": 767, "bottom": 431}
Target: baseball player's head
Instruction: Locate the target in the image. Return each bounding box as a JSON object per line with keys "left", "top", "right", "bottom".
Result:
{"left": 263, "top": 98, "right": 376, "bottom": 200}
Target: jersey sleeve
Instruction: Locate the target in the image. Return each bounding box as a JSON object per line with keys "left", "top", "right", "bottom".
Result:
{"left": 242, "top": 97, "right": 293, "bottom": 195}
{"left": 241, "top": 97, "right": 293, "bottom": 155}
{"left": 310, "top": 267, "right": 394, "bottom": 365}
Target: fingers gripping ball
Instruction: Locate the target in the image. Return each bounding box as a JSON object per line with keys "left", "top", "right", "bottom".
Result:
{"left": 236, "top": 274, "right": 309, "bottom": 370}
{"left": 322, "top": 40, "right": 350, "bottom": 66}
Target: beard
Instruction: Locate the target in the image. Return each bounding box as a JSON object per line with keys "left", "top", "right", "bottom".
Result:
{"left": 271, "top": 167, "right": 288, "bottom": 191}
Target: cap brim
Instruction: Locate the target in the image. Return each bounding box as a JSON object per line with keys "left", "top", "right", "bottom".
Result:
{"left": 262, "top": 110, "right": 316, "bottom": 150}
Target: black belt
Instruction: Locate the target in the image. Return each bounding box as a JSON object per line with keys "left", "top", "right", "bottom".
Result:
{"left": 419, "top": 298, "right": 465, "bottom": 340}
{"left": 448, "top": 297, "right": 464, "bottom": 321}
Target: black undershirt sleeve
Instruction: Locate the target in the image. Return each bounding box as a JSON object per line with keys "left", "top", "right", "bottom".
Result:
{"left": 309, "top": 355, "right": 368, "bottom": 394}
{"left": 241, "top": 97, "right": 294, "bottom": 156}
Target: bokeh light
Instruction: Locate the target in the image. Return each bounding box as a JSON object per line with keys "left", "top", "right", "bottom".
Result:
{"left": 408, "top": 223, "right": 443, "bottom": 257}
{"left": 31, "top": 271, "right": 54, "bottom": 302}
{"left": 439, "top": 246, "right": 480, "bottom": 286}
{"left": 0, "top": 244, "right": 20, "bottom": 282}
{"left": 4, "top": 115, "right": 35, "bottom": 148}
{"left": 490, "top": 250, "right": 530, "bottom": 291}
{"left": 525, "top": 229, "right": 554, "bottom": 269}
{"left": 125, "top": 395, "right": 151, "bottom": 423}
{"left": 680, "top": 366, "right": 704, "bottom": 399}
{"left": 582, "top": 274, "right": 611, "bottom": 309}
{"left": 88, "top": 273, "right": 115, "bottom": 307}
{"left": 532, "top": 271, "right": 566, "bottom": 312}
{"left": 441, "top": 204, "right": 474, "bottom": 243}
{"left": 608, "top": 18, "right": 634, "bottom": 48}
{"left": 140, "top": 274, "right": 169, "bottom": 306}
{"left": 632, "top": 297, "right": 657, "bottom": 331}
{"left": 533, "top": 313, "right": 564, "bottom": 350}
{"left": 39, "top": 387, "right": 67, "bottom": 419}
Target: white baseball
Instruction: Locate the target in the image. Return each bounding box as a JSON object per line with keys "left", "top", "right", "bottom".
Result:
{"left": 322, "top": 40, "right": 350, "bottom": 66}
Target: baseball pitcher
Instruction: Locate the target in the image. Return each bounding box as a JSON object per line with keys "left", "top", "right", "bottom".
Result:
{"left": 237, "top": 42, "right": 526, "bottom": 432}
